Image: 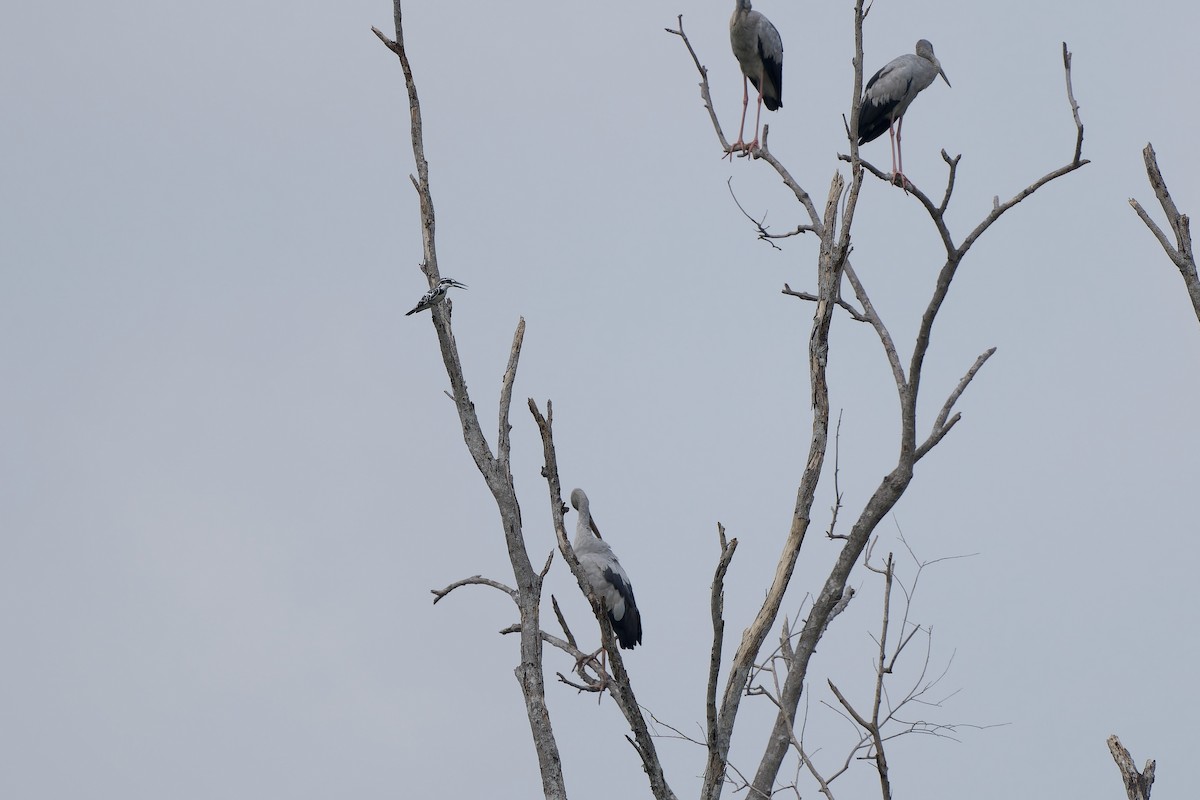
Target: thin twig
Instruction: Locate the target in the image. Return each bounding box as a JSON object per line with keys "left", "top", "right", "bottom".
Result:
{"left": 432, "top": 575, "right": 518, "bottom": 604}
{"left": 937, "top": 150, "right": 961, "bottom": 215}
{"left": 1062, "top": 43, "right": 1085, "bottom": 166}
{"left": 728, "top": 178, "right": 816, "bottom": 247}
{"left": 664, "top": 16, "right": 729, "bottom": 155}
{"left": 782, "top": 284, "right": 868, "bottom": 323}
{"left": 551, "top": 595, "right": 578, "bottom": 651}
{"left": 840, "top": 262, "right": 906, "bottom": 390}
{"left": 867, "top": 555, "right": 895, "bottom": 800}
{"left": 915, "top": 347, "right": 997, "bottom": 461}
{"left": 826, "top": 411, "right": 846, "bottom": 538}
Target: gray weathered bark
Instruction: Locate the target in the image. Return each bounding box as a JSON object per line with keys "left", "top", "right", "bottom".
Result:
{"left": 1107, "top": 735, "right": 1155, "bottom": 800}
{"left": 1130, "top": 143, "right": 1199, "bottom": 324}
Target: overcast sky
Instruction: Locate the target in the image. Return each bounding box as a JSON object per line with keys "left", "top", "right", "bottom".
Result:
{"left": 3, "top": 0, "right": 1198, "bottom": 797}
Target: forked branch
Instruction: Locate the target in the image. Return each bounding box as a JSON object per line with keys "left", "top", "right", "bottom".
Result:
{"left": 1107, "top": 735, "right": 1155, "bottom": 800}
{"left": 1130, "top": 143, "right": 1199, "bottom": 323}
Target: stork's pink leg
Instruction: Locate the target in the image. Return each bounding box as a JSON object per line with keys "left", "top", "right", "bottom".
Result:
{"left": 747, "top": 89, "right": 764, "bottom": 153}
{"left": 887, "top": 120, "right": 898, "bottom": 176}
{"left": 728, "top": 77, "right": 751, "bottom": 160}
{"left": 895, "top": 115, "right": 908, "bottom": 192}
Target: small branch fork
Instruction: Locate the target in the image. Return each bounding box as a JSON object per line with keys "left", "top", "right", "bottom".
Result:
{"left": 1130, "top": 143, "right": 1199, "bottom": 324}
{"left": 1107, "top": 735, "right": 1155, "bottom": 800}
{"left": 779, "top": 541, "right": 987, "bottom": 800}
{"left": 729, "top": 179, "right": 816, "bottom": 250}
{"left": 833, "top": 552, "right": 897, "bottom": 800}
{"left": 846, "top": 42, "right": 1089, "bottom": 264}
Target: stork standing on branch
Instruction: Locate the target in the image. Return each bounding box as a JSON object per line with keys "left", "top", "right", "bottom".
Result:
{"left": 857, "top": 39, "right": 950, "bottom": 184}
{"left": 728, "top": 0, "right": 783, "bottom": 158}
{"left": 570, "top": 488, "right": 642, "bottom": 651}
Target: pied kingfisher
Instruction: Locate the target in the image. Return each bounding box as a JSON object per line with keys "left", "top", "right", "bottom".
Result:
{"left": 405, "top": 278, "right": 468, "bottom": 316}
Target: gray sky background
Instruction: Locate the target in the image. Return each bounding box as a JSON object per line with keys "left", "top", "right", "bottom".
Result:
{"left": 3, "top": 0, "right": 1197, "bottom": 797}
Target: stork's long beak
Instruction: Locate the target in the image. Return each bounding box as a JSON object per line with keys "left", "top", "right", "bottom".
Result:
{"left": 937, "top": 66, "right": 951, "bottom": 88}
{"left": 590, "top": 517, "right": 603, "bottom": 539}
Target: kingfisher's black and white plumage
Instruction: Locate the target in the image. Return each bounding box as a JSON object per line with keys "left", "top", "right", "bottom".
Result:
{"left": 728, "top": 0, "right": 783, "bottom": 158}
{"left": 570, "top": 488, "right": 642, "bottom": 650}
{"left": 857, "top": 40, "right": 950, "bottom": 183}
{"left": 405, "top": 278, "right": 467, "bottom": 316}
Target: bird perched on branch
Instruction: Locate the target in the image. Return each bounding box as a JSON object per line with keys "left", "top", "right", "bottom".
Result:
{"left": 728, "top": 0, "right": 783, "bottom": 158}
{"left": 857, "top": 39, "right": 950, "bottom": 184}
{"left": 570, "top": 488, "right": 642, "bottom": 650}
{"left": 405, "top": 277, "right": 467, "bottom": 316}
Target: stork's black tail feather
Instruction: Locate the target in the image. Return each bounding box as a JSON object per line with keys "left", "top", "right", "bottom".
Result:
{"left": 610, "top": 605, "right": 642, "bottom": 650}
{"left": 856, "top": 100, "right": 892, "bottom": 145}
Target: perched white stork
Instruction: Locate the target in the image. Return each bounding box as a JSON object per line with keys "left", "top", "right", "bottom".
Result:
{"left": 857, "top": 40, "right": 950, "bottom": 184}
{"left": 570, "top": 488, "right": 642, "bottom": 650}
{"left": 728, "top": 0, "right": 783, "bottom": 158}
{"left": 405, "top": 277, "right": 467, "bottom": 316}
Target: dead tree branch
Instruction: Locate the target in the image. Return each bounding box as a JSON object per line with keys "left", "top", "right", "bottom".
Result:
{"left": 790, "top": 543, "right": 981, "bottom": 800}
{"left": 729, "top": 178, "right": 816, "bottom": 249}
{"left": 665, "top": 15, "right": 729, "bottom": 155}
{"left": 528, "top": 400, "right": 677, "bottom": 800}
{"left": 431, "top": 575, "right": 518, "bottom": 604}
{"left": 782, "top": 284, "right": 868, "bottom": 323}
{"left": 1107, "top": 735, "right": 1155, "bottom": 800}
{"left": 914, "top": 348, "right": 997, "bottom": 461}
{"left": 1130, "top": 143, "right": 1198, "bottom": 323}
{"left": 1062, "top": 42, "right": 1085, "bottom": 166}
{"left": 374, "top": 5, "right": 565, "bottom": 796}
{"left": 706, "top": 525, "right": 739, "bottom": 784}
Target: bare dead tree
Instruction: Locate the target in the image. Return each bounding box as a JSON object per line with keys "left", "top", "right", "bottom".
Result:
{"left": 1107, "top": 735, "right": 1155, "bottom": 800}
{"left": 668, "top": 10, "right": 1089, "bottom": 799}
{"left": 1130, "top": 143, "right": 1198, "bottom": 324}
{"left": 383, "top": 0, "right": 1088, "bottom": 796}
